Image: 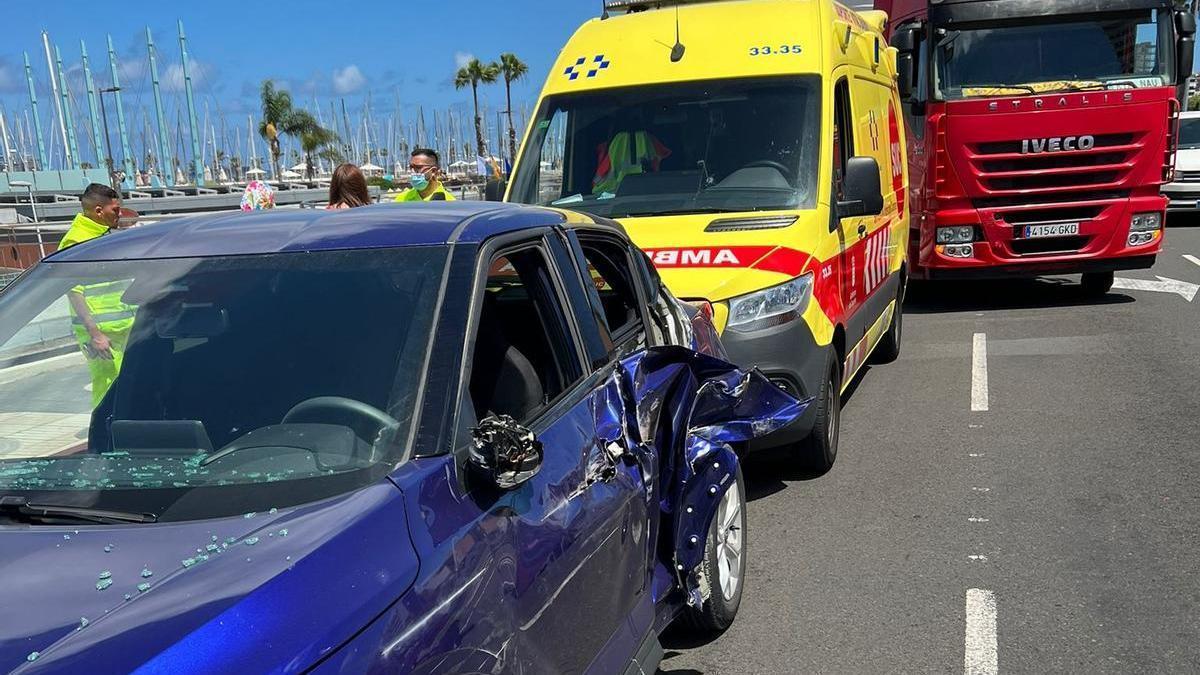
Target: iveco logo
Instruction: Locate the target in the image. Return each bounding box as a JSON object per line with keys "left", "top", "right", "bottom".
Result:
{"left": 1021, "top": 136, "right": 1096, "bottom": 154}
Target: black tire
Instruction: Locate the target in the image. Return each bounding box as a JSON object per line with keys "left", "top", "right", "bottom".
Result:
{"left": 870, "top": 277, "right": 905, "bottom": 365}
{"left": 794, "top": 350, "right": 841, "bottom": 473}
{"left": 1081, "top": 271, "right": 1115, "bottom": 297}
{"left": 684, "top": 464, "right": 747, "bottom": 636}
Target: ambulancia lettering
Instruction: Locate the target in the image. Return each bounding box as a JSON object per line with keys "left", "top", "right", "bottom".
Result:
{"left": 1021, "top": 135, "right": 1096, "bottom": 154}
{"left": 650, "top": 248, "right": 742, "bottom": 267}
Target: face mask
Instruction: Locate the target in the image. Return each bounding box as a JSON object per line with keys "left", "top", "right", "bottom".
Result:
{"left": 410, "top": 173, "right": 430, "bottom": 191}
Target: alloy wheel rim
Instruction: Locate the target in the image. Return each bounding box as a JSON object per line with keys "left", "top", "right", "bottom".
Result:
{"left": 714, "top": 480, "right": 743, "bottom": 601}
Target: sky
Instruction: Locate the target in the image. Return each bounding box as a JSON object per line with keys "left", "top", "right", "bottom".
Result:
{"left": 1, "top": 0, "right": 599, "bottom": 167}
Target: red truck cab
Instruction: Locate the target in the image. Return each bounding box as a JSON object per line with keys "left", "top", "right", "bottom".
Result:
{"left": 877, "top": 0, "right": 1196, "bottom": 293}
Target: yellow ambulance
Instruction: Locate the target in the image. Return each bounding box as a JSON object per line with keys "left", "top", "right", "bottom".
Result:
{"left": 506, "top": 0, "right": 909, "bottom": 471}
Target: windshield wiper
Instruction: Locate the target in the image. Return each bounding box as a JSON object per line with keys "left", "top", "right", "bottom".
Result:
{"left": 0, "top": 496, "right": 158, "bottom": 525}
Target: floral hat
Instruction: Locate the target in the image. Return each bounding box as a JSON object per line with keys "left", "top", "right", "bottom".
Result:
{"left": 240, "top": 180, "right": 276, "bottom": 211}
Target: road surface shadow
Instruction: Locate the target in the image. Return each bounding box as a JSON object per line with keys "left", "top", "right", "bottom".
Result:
{"left": 904, "top": 276, "right": 1135, "bottom": 314}
{"left": 1167, "top": 212, "right": 1200, "bottom": 228}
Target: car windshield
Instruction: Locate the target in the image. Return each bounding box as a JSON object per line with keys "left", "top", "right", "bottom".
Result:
{"left": 508, "top": 76, "right": 820, "bottom": 218}
{"left": 0, "top": 247, "right": 447, "bottom": 522}
{"left": 1179, "top": 118, "right": 1200, "bottom": 150}
{"left": 934, "top": 10, "right": 1174, "bottom": 100}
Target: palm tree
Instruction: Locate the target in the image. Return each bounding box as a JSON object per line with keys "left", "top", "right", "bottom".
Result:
{"left": 454, "top": 58, "right": 500, "bottom": 160}
{"left": 499, "top": 53, "right": 529, "bottom": 165}
{"left": 258, "top": 80, "right": 338, "bottom": 181}
{"left": 258, "top": 81, "right": 291, "bottom": 181}
{"left": 297, "top": 115, "right": 337, "bottom": 180}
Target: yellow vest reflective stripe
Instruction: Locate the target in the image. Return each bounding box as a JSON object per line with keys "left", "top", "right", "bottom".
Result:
{"left": 71, "top": 279, "right": 136, "bottom": 331}
{"left": 593, "top": 131, "right": 654, "bottom": 195}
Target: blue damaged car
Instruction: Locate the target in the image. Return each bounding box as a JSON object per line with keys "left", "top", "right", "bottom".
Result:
{"left": 0, "top": 202, "right": 805, "bottom": 673}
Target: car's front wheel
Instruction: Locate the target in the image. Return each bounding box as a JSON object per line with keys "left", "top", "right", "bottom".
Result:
{"left": 684, "top": 464, "right": 747, "bottom": 636}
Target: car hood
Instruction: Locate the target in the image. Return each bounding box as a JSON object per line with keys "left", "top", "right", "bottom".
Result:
{"left": 1174, "top": 147, "right": 1200, "bottom": 171}
{"left": 0, "top": 482, "right": 418, "bottom": 673}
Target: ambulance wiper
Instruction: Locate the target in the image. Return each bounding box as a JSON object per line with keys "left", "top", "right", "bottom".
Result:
{"left": 0, "top": 496, "right": 158, "bottom": 525}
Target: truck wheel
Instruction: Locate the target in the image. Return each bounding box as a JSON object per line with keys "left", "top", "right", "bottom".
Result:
{"left": 794, "top": 350, "right": 840, "bottom": 473}
{"left": 870, "top": 278, "right": 905, "bottom": 365}
{"left": 1081, "top": 271, "right": 1115, "bottom": 297}
{"left": 684, "top": 464, "right": 747, "bottom": 636}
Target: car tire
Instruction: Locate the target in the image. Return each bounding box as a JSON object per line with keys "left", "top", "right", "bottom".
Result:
{"left": 793, "top": 350, "right": 841, "bottom": 473}
{"left": 870, "top": 277, "right": 905, "bottom": 365}
{"left": 1081, "top": 271, "right": 1115, "bottom": 297}
{"left": 684, "top": 464, "right": 747, "bottom": 636}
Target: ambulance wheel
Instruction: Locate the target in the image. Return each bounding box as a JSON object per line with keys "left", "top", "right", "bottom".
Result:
{"left": 1081, "top": 271, "right": 1114, "bottom": 297}
{"left": 684, "top": 464, "right": 747, "bottom": 636}
{"left": 795, "top": 350, "right": 840, "bottom": 473}
{"left": 871, "top": 277, "right": 905, "bottom": 365}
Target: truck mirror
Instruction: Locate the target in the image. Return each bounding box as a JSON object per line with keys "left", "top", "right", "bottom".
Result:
{"left": 1177, "top": 12, "right": 1196, "bottom": 95}
{"left": 890, "top": 24, "right": 918, "bottom": 53}
{"left": 897, "top": 53, "right": 915, "bottom": 101}
{"left": 838, "top": 157, "right": 884, "bottom": 219}
{"left": 484, "top": 178, "right": 507, "bottom": 202}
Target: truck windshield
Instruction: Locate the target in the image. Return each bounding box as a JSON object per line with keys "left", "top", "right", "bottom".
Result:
{"left": 0, "top": 247, "right": 447, "bottom": 522}
{"left": 509, "top": 77, "right": 820, "bottom": 218}
{"left": 934, "top": 10, "right": 1174, "bottom": 100}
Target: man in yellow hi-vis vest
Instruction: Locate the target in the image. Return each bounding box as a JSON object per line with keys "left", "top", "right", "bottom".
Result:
{"left": 59, "top": 184, "right": 136, "bottom": 407}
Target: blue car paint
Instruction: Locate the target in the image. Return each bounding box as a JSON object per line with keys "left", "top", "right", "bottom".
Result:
{"left": 2, "top": 205, "right": 808, "bottom": 673}
{"left": 304, "top": 349, "right": 806, "bottom": 674}
{"left": 2, "top": 483, "right": 418, "bottom": 673}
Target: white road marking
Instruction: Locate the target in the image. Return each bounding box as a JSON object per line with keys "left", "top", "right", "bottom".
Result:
{"left": 967, "top": 517, "right": 990, "bottom": 523}
{"left": 967, "top": 555, "right": 988, "bottom": 562}
{"left": 968, "top": 453, "right": 986, "bottom": 458}
{"left": 965, "top": 589, "right": 998, "bottom": 675}
{"left": 1184, "top": 254, "right": 1200, "bottom": 269}
{"left": 971, "top": 487, "right": 991, "bottom": 493}
{"left": 971, "top": 333, "right": 989, "bottom": 412}
{"left": 1112, "top": 275, "right": 1199, "bottom": 302}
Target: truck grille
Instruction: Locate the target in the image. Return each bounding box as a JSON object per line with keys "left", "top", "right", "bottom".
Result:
{"left": 1179, "top": 170, "right": 1200, "bottom": 183}
{"left": 969, "top": 133, "right": 1141, "bottom": 195}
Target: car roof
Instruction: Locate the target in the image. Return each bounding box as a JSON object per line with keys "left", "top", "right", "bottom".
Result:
{"left": 49, "top": 202, "right": 623, "bottom": 262}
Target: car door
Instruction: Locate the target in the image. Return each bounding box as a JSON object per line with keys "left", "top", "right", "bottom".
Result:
{"left": 466, "top": 236, "right": 648, "bottom": 673}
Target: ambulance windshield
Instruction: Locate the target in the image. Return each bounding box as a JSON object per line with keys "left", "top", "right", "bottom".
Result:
{"left": 934, "top": 10, "right": 1173, "bottom": 100}
{"left": 510, "top": 77, "right": 820, "bottom": 218}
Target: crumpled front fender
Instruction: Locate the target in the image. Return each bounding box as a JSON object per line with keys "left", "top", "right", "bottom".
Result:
{"left": 616, "top": 346, "right": 809, "bottom": 606}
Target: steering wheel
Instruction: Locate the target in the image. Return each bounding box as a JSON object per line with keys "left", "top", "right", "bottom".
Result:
{"left": 743, "top": 160, "right": 796, "bottom": 186}
{"left": 281, "top": 396, "right": 399, "bottom": 444}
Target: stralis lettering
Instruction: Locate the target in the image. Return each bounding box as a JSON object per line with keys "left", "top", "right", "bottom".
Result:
{"left": 1021, "top": 135, "right": 1096, "bottom": 154}
{"left": 650, "top": 249, "right": 742, "bottom": 266}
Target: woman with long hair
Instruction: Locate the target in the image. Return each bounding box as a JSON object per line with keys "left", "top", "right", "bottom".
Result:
{"left": 327, "top": 164, "right": 372, "bottom": 209}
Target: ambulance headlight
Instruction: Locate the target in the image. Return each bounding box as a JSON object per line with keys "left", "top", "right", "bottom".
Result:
{"left": 726, "top": 273, "right": 814, "bottom": 333}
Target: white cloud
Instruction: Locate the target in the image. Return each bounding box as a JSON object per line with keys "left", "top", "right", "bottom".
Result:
{"left": 454, "top": 52, "right": 475, "bottom": 69}
{"left": 162, "top": 61, "right": 212, "bottom": 93}
{"left": 0, "top": 64, "right": 17, "bottom": 93}
{"left": 332, "top": 65, "right": 365, "bottom": 95}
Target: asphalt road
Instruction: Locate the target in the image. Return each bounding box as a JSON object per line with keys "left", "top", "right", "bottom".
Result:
{"left": 660, "top": 217, "right": 1200, "bottom": 674}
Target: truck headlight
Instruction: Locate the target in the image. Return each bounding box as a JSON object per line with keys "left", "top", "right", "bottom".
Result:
{"left": 1129, "top": 212, "right": 1162, "bottom": 232}
{"left": 936, "top": 226, "right": 975, "bottom": 244}
{"left": 726, "top": 273, "right": 814, "bottom": 332}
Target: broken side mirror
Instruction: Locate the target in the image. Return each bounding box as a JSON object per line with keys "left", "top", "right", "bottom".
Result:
{"left": 484, "top": 178, "right": 508, "bottom": 202}
{"left": 838, "top": 156, "right": 885, "bottom": 219}
{"left": 469, "top": 415, "right": 543, "bottom": 489}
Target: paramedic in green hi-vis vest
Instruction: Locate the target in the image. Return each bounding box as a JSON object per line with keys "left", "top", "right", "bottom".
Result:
{"left": 59, "top": 183, "right": 137, "bottom": 407}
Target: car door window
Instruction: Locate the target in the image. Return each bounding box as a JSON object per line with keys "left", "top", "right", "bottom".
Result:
{"left": 468, "top": 246, "right": 584, "bottom": 424}
{"left": 577, "top": 236, "right": 646, "bottom": 355}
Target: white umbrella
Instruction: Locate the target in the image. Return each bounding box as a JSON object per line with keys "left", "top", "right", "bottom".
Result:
{"left": 246, "top": 168, "right": 266, "bottom": 176}
{"left": 289, "top": 162, "right": 309, "bottom": 172}
{"left": 281, "top": 170, "right": 302, "bottom": 179}
{"left": 360, "top": 163, "right": 384, "bottom": 173}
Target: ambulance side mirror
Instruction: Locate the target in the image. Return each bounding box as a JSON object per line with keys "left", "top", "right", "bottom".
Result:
{"left": 838, "top": 157, "right": 884, "bottom": 219}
